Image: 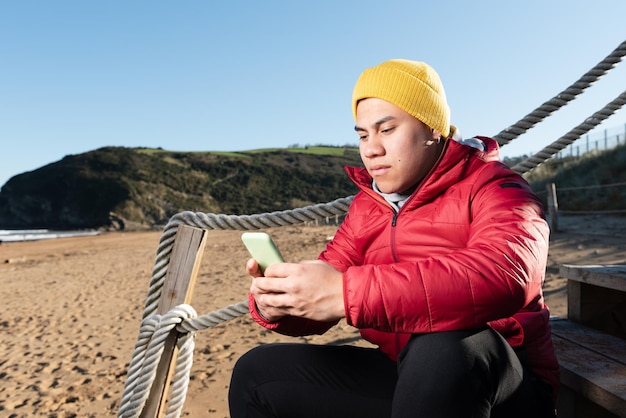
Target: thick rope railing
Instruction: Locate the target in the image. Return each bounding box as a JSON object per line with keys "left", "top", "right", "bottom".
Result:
{"left": 494, "top": 40, "right": 626, "bottom": 147}
{"left": 118, "top": 305, "right": 197, "bottom": 418}
{"left": 118, "top": 198, "right": 353, "bottom": 417}
{"left": 512, "top": 90, "right": 626, "bottom": 174}
{"left": 118, "top": 40, "right": 626, "bottom": 417}
{"left": 140, "top": 196, "right": 353, "bottom": 323}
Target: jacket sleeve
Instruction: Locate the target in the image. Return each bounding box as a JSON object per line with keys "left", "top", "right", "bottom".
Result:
{"left": 341, "top": 170, "right": 550, "bottom": 334}
{"left": 246, "top": 211, "right": 361, "bottom": 336}
{"left": 248, "top": 292, "right": 340, "bottom": 336}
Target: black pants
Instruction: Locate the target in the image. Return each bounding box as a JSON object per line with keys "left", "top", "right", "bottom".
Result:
{"left": 229, "top": 327, "right": 554, "bottom": 417}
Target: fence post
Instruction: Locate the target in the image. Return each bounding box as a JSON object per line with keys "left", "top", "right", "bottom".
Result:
{"left": 139, "top": 225, "right": 208, "bottom": 418}
{"left": 546, "top": 183, "right": 559, "bottom": 232}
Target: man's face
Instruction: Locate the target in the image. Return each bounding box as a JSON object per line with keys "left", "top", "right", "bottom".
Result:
{"left": 355, "top": 98, "right": 443, "bottom": 194}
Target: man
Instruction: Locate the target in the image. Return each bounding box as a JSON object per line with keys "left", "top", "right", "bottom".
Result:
{"left": 229, "top": 59, "right": 558, "bottom": 417}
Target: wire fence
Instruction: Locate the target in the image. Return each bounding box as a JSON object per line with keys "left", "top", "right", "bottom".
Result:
{"left": 556, "top": 123, "right": 626, "bottom": 159}
{"left": 539, "top": 181, "right": 626, "bottom": 216}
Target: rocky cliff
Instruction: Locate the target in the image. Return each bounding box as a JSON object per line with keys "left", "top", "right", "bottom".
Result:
{"left": 0, "top": 146, "right": 362, "bottom": 229}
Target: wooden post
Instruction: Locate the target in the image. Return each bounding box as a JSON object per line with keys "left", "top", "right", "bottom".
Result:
{"left": 140, "top": 225, "right": 208, "bottom": 418}
{"left": 546, "top": 183, "right": 559, "bottom": 232}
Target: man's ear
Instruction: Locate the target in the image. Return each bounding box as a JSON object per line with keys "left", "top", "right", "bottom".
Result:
{"left": 431, "top": 129, "right": 442, "bottom": 140}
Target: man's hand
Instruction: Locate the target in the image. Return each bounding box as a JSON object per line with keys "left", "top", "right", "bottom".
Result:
{"left": 247, "top": 259, "right": 345, "bottom": 323}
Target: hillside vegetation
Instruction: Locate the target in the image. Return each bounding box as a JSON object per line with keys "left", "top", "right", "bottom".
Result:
{"left": 0, "top": 146, "right": 362, "bottom": 229}
{"left": 523, "top": 143, "right": 626, "bottom": 213}
{"left": 1, "top": 143, "right": 624, "bottom": 230}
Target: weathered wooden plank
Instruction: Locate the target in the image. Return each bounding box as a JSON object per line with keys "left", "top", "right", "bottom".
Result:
{"left": 551, "top": 319, "right": 626, "bottom": 417}
{"left": 140, "top": 225, "right": 208, "bottom": 418}
{"left": 562, "top": 264, "right": 626, "bottom": 339}
{"left": 551, "top": 319, "right": 626, "bottom": 364}
{"left": 560, "top": 264, "right": 626, "bottom": 292}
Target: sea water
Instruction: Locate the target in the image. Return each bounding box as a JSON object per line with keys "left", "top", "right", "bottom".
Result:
{"left": 0, "top": 229, "right": 100, "bottom": 243}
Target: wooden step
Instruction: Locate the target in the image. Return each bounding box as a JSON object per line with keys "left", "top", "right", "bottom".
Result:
{"left": 551, "top": 318, "right": 626, "bottom": 417}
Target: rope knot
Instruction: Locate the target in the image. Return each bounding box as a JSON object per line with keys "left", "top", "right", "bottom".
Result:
{"left": 117, "top": 304, "right": 198, "bottom": 418}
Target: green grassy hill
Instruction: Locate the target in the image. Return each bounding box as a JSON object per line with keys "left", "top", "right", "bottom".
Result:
{"left": 0, "top": 146, "right": 362, "bottom": 229}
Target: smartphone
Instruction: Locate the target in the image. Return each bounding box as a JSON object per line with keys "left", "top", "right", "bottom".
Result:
{"left": 241, "top": 232, "right": 285, "bottom": 274}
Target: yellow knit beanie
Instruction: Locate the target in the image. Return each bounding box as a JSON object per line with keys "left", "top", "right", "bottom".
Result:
{"left": 352, "top": 59, "right": 451, "bottom": 138}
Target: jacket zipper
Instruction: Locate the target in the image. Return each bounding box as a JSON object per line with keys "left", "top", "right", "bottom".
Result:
{"left": 391, "top": 211, "right": 399, "bottom": 261}
{"left": 388, "top": 141, "right": 450, "bottom": 260}
{"left": 361, "top": 188, "right": 401, "bottom": 260}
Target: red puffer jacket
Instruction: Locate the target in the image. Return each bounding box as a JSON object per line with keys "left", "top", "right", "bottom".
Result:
{"left": 249, "top": 137, "right": 559, "bottom": 395}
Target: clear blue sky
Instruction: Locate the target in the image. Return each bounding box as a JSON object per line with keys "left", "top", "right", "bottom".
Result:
{"left": 1, "top": 1, "right": 625, "bottom": 187}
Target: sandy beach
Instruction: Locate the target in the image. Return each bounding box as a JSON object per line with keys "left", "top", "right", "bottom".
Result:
{"left": 1, "top": 215, "right": 626, "bottom": 417}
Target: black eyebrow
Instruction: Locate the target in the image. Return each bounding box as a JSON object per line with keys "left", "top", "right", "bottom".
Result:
{"left": 354, "top": 116, "right": 396, "bottom": 132}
